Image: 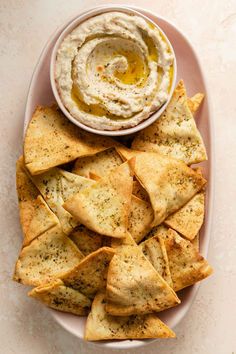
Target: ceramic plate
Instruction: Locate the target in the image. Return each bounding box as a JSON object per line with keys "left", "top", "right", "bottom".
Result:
{"left": 23, "top": 5, "right": 214, "bottom": 350}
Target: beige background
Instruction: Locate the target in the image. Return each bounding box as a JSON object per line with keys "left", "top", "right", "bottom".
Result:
{"left": 0, "top": 1, "right": 236, "bottom": 353}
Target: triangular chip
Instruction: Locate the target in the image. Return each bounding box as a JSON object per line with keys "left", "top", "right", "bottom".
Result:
{"left": 144, "top": 224, "right": 169, "bottom": 241}
{"left": 28, "top": 279, "right": 91, "bottom": 316}
{"left": 63, "top": 161, "right": 134, "bottom": 238}
{"left": 85, "top": 292, "right": 175, "bottom": 341}
{"left": 106, "top": 233, "right": 180, "bottom": 316}
{"left": 73, "top": 147, "right": 123, "bottom": 178}
{"left": 187, "top": 93, "right": 204, "bottom": 114}
{"left": 70, "top": 225, "right": 104, "bottom": 256}
{"left": 131, "top": 80, "right": 207, "bottom": 164}
{"left": 118, "top": 150, "right": 206, "bottom": 227}
{"left": 128, "top": 195, "right": 153, "bottom": 243}
{"left": 13, "top": 225, "right": 84, "bottom": 286}
{"left": 164, "top": 192, "right": 205, "bottom": 240}
{"left": 132, "top": 180, "right": 150, "bottom": 202}
{"left": 24, "top": 105, "right": 120, "bottom": 175}
{"left": 16, "top": 156, "right": 39, "bottom": 236}
{"left": 140, "top": 236, "right": 173, "bottom": 287}
{"left": 161, "top": 229, "right": 213, "bottom": 291}
{"left": 28, "top": 167, "right": 95, "bottom": 234}
{"left": 191, "top": 233, "right": 200, "bottom": 251}
{"left": 61, "top": 247, "right": 115, "bottom": 299}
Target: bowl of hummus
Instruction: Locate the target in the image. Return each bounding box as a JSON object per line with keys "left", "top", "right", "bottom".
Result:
{"left": 51, "top": 6, "right": 177, "bottom": 136}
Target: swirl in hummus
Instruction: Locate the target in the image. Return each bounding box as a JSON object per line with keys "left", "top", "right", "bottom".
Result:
{"left": 55, "top": 12, "right": 174, "bottom": 131}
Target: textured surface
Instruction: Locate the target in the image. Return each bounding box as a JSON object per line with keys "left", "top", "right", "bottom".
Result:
{"left": 0, "top": 1, "right": 235, "bottom": 353}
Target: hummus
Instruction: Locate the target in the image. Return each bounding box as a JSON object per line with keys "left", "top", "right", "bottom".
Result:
{"left": 55, "top": 12, "right": 174, "bottom": 131}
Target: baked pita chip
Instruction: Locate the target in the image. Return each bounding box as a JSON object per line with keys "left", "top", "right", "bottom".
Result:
{"left": 29, "top": 167, "right": 95, "bottom": 234}
{"left": 164, "top": 192, "right": 205, "bottom": 240}
{"left": 187, "top": 93, "right": 204, "bottom": 114}
{"left": 131, "top": 80, "right": 207, "bottom": 164}
{"left": 70, "top": 225, "right": 103, "bottom": 256}
{"left": 16, "top": 156, "right": 39, "bottom": 236}
{"left": 191, "top": 233, "right": 200, "bottom": 251}
{"left": 13, "top": 225, "right": 84, "bottom": 286}
{"left": 128, "top": 195, "right": 153, "bottom": 243}
{"left": 106, "top": 233, "right": 180, "bottom": 316}
{"left": 28, "top": 279, "right": 91, "bottom": 316}
{"left": 162, "top": 229, "right": 213, "bottom": 291}
{"left": 139, "top": 236, "right": 173, "bottom": 287}
{"left": 73, "top": 147, "right": 123, "bottom": 178}
{"left": 62, "top": 247, "right": 115, "bottom": 299}
{"left": 85, "top": 292, "right": 175, "bottom": 341}
{"left": 132, "top": 180, "right": 150, "bottom": 202}
{"left": 24, "top": 105, "right": 121, "bottom": 175}
{"left": 118, "top": 151, "right": 206, "bottom": 227}
{"left": 144, "top": 224, "right": 169, "bottom": 241}
{"left": 63, "top": 161, "right": 134, "bottom": 238}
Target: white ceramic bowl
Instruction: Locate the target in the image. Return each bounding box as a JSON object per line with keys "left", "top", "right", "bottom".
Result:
{"left": 50, "top": 5, "right": 177, "bottom": 136}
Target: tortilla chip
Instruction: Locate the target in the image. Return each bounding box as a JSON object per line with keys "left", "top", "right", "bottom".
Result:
{"left": 132, "top": 180, "right": 150, "bottom": 202}
{"left": 164, "top": 192, "right": 205, "bottom": 240}
{"left": 73, "top": 147, "right": 123, "bottom": 178}
{"left": 191, "top": 233, "right": 200, "bottom": 251}
{"left": 70, "top": 225, "right": 104, "bottom": 256}
{"left": 131, "top": 80, "right": 207, "bottom": 164}
{"left": 118, "top": 150, "right": 206, "bottom": 227}
{"left": 162, "top": 229, "right": 213, "bottom": 291}
{"left": 106, "top": 233, "right": 180, "bottom": 316}
{"left": 16, "top": 156, "right": 39, "bottom": 236}
{"left": 28, "top": 279, "right": 91, "bottom": 315}
{"left": 187, "top": 93, "right": 204, "bottom": 114}
{"left": 139, "top": 236, "right": 173, "bottom": 287}
{"left": 63, "top": 161, "right": 134, "bottom": 238}
{"left": 24, "top": 105, "right": 120, "bottom": 175}
{"left": 128, "top": 195, "right": 153, "bottom": 243}
{"left": 62, "top": 247, "right": 115, "bottom": 299}
{"left": 13, "top": 225, "right": 84, "bottom": 286}
{"left": 85, "top": 292, "right": 175, "bottom": 341}
{"left": 29, "top": 167, "right": 95, "bottom": 234}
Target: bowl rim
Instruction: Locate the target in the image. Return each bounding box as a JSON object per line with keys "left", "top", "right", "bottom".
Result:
{"left": 50, "top": 5, "right": 177, "bottom": 136}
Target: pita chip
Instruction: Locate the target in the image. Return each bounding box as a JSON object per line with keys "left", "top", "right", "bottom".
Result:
{"left": 106, "top": 233, "right": 180, "bottom": 316}
{"left": 191, "top": 233, "right": 200, "bottom": 251}
{"left": 131, "top": 80, "right": 207, "bottom": 165}
{"left": 187, "top": 93, "right": 204, "bottom": 114}
{"left": 63, "top": 161, "right": 134, "bottom": 238}
{"left": 70, "top": 225, "right": 104, "bottom": 256}
{"left": 162, "top": 229, "right": 213, "bottom": 291}
{"left": 61, "top": 247, "right": 115, "bottom": 299}
{"left": 73, "top": 147, "right": 123, "bottom": 178}
{"left": 24, "top": 105, "right": 120, "bottom": 175}
{"left": 13, "top": 225, "right": 84, "bottom": 286}
{"left": 119, "top": 151, "right": 206, "bottom": 227}
{"left": 85, "top": 292, "right": 175, "bottom": 341}
{"left": 140, "top": 236, "right": 173, "bottom": 287}
{"left": 164, "top": 192, "right": 205, "bottom": 240}
{"left": 128, "top": 195, "right": 153, "bottom": 243}
{"left": 29, "top": 167, "right": 95, "bottom": 234}
{"left": 28, "top": 279, "right": 91, "bottom": 316}
{"left": 132, "top": 180, "right": 150, "bottom": 202}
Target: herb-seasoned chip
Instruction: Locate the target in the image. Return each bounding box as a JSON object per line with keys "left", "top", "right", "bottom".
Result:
{"left": 164, "top": 192, "right": 205, "bottom": 240}
{"left": 162, "top": 229, "right": 213, "bottom": 291}
{"left": 144, "top": 224, "right": 169, "bottom": 241}
{"left": 85, "top": 292, "right": 175, "bottom": 341}
{"left": 29, "top": 167, "right": 95, "bottom": 234}
{"left": 73, "top": 147, "right": 123, "bottom": 178}
{"left": 24, "top": 106, "right": 120, "bottom": 175}
{"left": 132, "top": 180, "right": 150, "bottom": 202}
{"left": 13, "top": 225, "right": 84, "bottom": 286}
{"left": 128, "top": 196, "right": 153, "bottom": 243}
{"left": 192, "top": 233, "right": 200, "bottom": 251}
{"left": 187, "top": 93, "right": 204, "bottom": 114}
{"left": 16, "top": 157, "right": 39, "bottom": 236}
{"left": 28, "top": 279, "right": 91, "bottom": 315}
{"left": 63, "top": 161, "right": 134, "bottom": 238}
{"left": 62, "top": 247, "right": 115, "bottom": 299}
{"left": 106, "top": 234, "right": 180, "bottom": 316}
{"left": 131, "top": 81, "right": 207, "bottom": 165}
{"left": 140, "top": 236, "right": 173, "bottom": 287}
{"left": 70, "top": 225, "right": 104, "bottom": 256}
{"left": 118, "top": 150, "right": 206, "bottom": 227}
